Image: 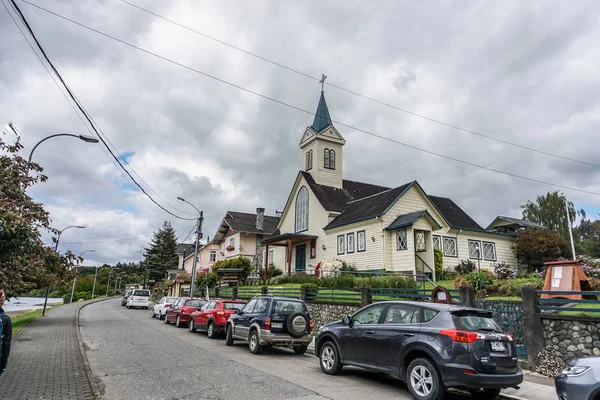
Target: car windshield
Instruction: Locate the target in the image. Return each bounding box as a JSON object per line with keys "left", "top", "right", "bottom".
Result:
{"left": 273, "top": 300, "right": 305, "bottom": 315}
{"left": 134, "top": 290, "right": 149, "bottom": 296}
{"left": 223, "top": 303, "right": 244, "bottom": 311}
{"left": 186, "top": 300, "right": 206, "bottom": 308}
{"left": 166, "top": 297, "right": 178, "bottom": 303}
{"left": 452, "top": 312, "right": 501, "bottom": 333}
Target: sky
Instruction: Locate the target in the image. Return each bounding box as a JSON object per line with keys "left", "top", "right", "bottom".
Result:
{"left": 1, "top": 0, "right": 600, "bottom": 266}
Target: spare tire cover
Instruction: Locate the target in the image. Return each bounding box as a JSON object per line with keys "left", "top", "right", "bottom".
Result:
{"left": 286, "top": 312, "right": 308, "bottom": 338}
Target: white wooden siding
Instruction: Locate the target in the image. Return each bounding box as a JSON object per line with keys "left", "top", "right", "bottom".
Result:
{"left": 323, "top": 220, "right": 384, "bottom": 270}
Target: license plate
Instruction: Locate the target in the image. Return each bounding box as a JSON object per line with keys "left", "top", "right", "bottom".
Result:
{"left": 271, "top": 322, "right": 283, "bottom": 329}
{"left": 490, "top": 341, "right": 506, "bottom": 352}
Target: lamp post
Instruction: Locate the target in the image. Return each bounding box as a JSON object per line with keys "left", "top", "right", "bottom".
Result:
{"left": 91, "top": 262, "right": 106, "bottom": 300}
{"left": 42, "top": 225, "right": 86, "bottom": 316}
{"left": 25, "top": 132, "right": 99, "bottom": 176}
{"left": 70, "top": 249, "right": 95, "bottom": 304}
{"left": 177, "top": 197, "right": 203, "bottom": 297}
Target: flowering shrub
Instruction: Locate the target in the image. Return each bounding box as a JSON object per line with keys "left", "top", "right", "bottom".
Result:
{"left": 454, "top": 259, "right": 476, "bottom": 275}
{"left": 493, "top": 262, "right": 517, "bottom": 280}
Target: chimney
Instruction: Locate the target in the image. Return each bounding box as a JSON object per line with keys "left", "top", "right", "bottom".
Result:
{"left": 256, "top": 207, "right": 265, "bottom": 230}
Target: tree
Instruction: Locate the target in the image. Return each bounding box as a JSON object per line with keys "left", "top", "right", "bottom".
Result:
{"left": 573, "top": 216, "right": 600, "bottom": 258}
{"left": 521, "top": 191, "right": 583, "bottom": 242}
{"left": 0, "top": 132, "right": 77, "bottom": 296}
{"left": 513, "top": 229, "right": 571, "bottom": 273}
{"left": 143, "top": 221, "right": 179, "bottom": 281}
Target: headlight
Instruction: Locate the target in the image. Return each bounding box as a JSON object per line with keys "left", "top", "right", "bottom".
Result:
{"left": 561, "top": 365, "right": 590, "bottom": 376}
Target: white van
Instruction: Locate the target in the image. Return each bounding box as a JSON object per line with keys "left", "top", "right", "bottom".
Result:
{"left": 127, "top": 289, "right": 150, "bottom": 309}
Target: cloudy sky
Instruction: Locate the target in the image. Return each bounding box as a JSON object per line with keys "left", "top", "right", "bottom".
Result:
{"left": 2, "top": 0, "right": 600, "bottom": 266}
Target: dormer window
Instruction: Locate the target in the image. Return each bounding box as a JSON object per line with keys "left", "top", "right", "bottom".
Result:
{"left": 305, "top": 149, "right": 313, "bottom": 171}
{"left": 324, "top": 149, "right": 335, "bottom": 169}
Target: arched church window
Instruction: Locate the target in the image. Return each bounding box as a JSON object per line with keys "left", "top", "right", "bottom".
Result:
{"left": 324, "top": 148, "right": 330, "bottom": 169}
{"left": 295, "top": 186, "right": 309, "bottom": 232}
{"left": 329, "top": 150, "right": 335, "bottom": 169}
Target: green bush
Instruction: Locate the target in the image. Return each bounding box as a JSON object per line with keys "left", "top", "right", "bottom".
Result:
{"left": 212, "top": 256, "right": 254, "bottom": 281}
{"left": 196, "top": 272, "right": 218, "bottom": 288}
{"left": 455, "top": 259, "right": 476, "bottom": 275}
{"left": 434, "top": 249, "right": 444, "bottom": 279}
{"left": 465, "top": 271, "right": 496, "bottom": 290}
{"left": 319, "top": 274, "right": 356, "bottom": 289}
{"left": 274, "top": 275, "right": 318, "bottom": 285}
{"left": 487, "top": 276, "right": 544, "bottom": 297}
{"left": 361, "top": 275, "right": 418, "bottom": 289}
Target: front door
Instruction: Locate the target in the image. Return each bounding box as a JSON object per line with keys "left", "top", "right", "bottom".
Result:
{"left": 295, "top": 244, "right": 306, "bottom": 273}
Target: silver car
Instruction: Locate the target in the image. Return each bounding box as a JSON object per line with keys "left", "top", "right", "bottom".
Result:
{"left": 151, "top": 296, "right": 180, "bottom": 320}
{"left": 555, "top": 356, "right": 600, "bottom": 400}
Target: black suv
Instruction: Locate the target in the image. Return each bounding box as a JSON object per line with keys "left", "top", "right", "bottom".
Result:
{"left": 225, "top": 295, "right": 313, "bottom": 354}
{"left": 315, "top": 301, "right": 523, "bottom": 400}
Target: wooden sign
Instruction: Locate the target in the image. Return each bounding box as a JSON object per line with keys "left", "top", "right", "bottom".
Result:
{"left": 432, "top": 286, "right": 452, "bottom": 304}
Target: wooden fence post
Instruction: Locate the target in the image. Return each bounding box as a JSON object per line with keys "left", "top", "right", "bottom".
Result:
{"left": 232, "top": 286, "right": 238, "bottom": 299}
{"left": 459, "top": 285, "right": 474, "bottom": 307}
{"left": 521, "top": 285, "right": 543, "bottom": 370}
{"left": 360, "top": 287, "right": 371, "bottom": 307}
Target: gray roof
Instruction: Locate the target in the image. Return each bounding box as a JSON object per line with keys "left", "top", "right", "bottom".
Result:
{"left": 486, "top": 216, "right": 546, "bottom": 230}
{"left": 225, "top": 211, "right": 280, "bottom": 234}
{"left": 311, "top": 91, "right": 333, "bottom": 132}
{"left": 385, "top": 210, "right": 443, "bottom": 231}
{"left": 429, "top": 196, "right": 483, "bottom": 230}
{"left": 175, "top": 243, "right": 195, "bottom": 255}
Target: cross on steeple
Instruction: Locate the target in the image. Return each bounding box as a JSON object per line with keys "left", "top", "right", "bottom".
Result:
{"left": 319, "top": 73, "right": 327, "bottom": 92}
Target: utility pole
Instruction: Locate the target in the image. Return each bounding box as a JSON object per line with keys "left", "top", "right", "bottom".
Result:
{"left": 114, "top": 274, "right": 119, "bottom": 294}
{"left": 565, "top": 201, "right": 577, "bottom": 260}
{"left": 189, "top": 211, "right": 203, "bottom": 297}
{"left": 105, "top": 269, "right": 112, "bottom": 297}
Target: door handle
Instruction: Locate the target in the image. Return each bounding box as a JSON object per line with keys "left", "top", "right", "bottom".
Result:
{"left": 365, "top": 330, "right": 375, "bottom": 334}
{"left": 403, "top": 333, "right": 415, "bottom": 337}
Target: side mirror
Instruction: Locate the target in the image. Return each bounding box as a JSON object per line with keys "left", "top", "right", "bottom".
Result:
{"left": 342, "top": 316, "right": 351, "bottom": 325}
{"left": 234, "top": 309, "right": 241, "bottom": 315}
{"left": 196, "top": 306, "right": 202, "bottom": 311}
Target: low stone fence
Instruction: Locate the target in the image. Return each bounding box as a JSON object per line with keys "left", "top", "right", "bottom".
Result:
{"left": 307, "top": 303, "right": 360, "bottom": 333}
{"left": 541, "top": 314, "right": 600, "bottom": 359}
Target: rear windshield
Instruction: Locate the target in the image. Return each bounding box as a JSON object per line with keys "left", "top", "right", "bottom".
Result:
{"left": 223, "top": 302, "right": 244, "bottom": 311}
{"left": 166, "top": 297, "right": 179, "bottom": 303}
{"left": 273, "top": 300, "right": 306, "bottom": 315}
{"left": 452, "top": 312, "right": 501, "bottom": 333}
{"left": 134, "top": 290, "right": 149, "bottom": 296}
{"left": 186, "top": 300, "right": 207, "bottom": 308}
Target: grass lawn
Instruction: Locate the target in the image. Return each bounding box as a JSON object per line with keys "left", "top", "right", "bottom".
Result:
{"left": 483, "top": 296, "right": 521, "bottom": 301}
{"left": 10, "top": 309, "right": 44, "bottom": 335}
{"left": 558, "top": 303, "right": 600, "bottom": 317}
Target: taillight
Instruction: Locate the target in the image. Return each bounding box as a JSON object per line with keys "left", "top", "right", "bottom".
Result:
{"left": 309, "top": 320, "right": 314, "bottom": 333}
{"left": 440, "top": 329, "right": 483, "bottom": 343}
{"left": 506, "top": 334, "right": 514, "bottom": 342}
{"left": 264, "top": 318, "right": 271, "bottom": 330}
{"left": 164, "top": 304, "right": 170, "bottom": 308}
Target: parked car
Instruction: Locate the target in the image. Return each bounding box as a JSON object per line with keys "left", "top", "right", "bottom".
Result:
{"left": 189, "top": 299, "right": 246, "bottom": 338}
{"left": 555, "top": 356, "right": 600, "bottom": 400}
{"left": 121, "top": 290, "right": 131, "bottom": 306}
{"left": 165, "top": 297, "right": 207, "bottom": 328}
{"left": 315, "top": 301, "right": 523, "bottom": 400}
{"left": 126, "top": 289, "right": 150, "bottom": 309}
{"left": 225, "top": 295, "right": 313, "bottom": 355}
{"left": 151, "top": 296, "right": 180, "bottom": 320}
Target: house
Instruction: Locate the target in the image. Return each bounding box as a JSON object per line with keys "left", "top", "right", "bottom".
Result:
{"left": 262, "top": 90, "right": 529, "bottom": 279}
{"left": 211, "top": 208, "right": 281, "bottom": 270}
{"left": 169, "top": 242, "right": 223, "bottom": 296}
{"left": 486, "top": 216, "right": 546, "bottom": 234}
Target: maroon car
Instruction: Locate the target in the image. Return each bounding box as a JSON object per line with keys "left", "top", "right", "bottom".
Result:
{"left": 165, "top": 297, "right": 207, "bottom": 328}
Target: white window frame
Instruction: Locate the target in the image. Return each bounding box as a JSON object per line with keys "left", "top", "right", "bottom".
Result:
{"left": 483, "top": 242, "right": 496, "bottom": 261}
{"left": 268, "top": 249, "right": 274, "bottom": 265}
{"left": 295, "top": 186, "right": 309, "bottom": 232}
{"left": 432, "top": 235, "right": 441, "bottom": 251}
{"left": 468, "top": 240, "right": 482, "bottom": 260}
{"left": 337, "top": 235, "right": 345, "bottom": 255}
{"left": 209, "top": 250, "right": 217, "bottom": 263}
{"left": 229, "top": 237, "right": 235, "bottom": 248}
{"left": 347, "top": 233, "right": 355, "bottom": 254}
{"left": 396, "top": 228, "right": 408, "bottom": 251}
{"left": 357, "top": 230, "right": 366, "bottom": 252}
{"left": 443, "top": 237, "right": 457, "bottom": 257}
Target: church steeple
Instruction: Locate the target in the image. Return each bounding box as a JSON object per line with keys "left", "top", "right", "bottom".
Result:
{"left": 311, "top": 91, "right": 332, "bottom": 132}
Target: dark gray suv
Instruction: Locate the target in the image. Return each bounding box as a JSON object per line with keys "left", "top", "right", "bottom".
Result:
{"left": 315, "top": 301, "right": 523, "bottom": 400}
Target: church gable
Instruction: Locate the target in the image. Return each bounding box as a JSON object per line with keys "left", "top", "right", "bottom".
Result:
{"left": 277, "top": 172, "right": 328, "bottom": 234}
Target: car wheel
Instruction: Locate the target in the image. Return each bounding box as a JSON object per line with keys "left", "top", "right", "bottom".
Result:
{"left": 126, "top": 304, "right": 130, "bottom": 309}
{"left": 225, "top": 325, "right": 234, "bottom": 346}
{"left": 406, "top": 358, "right": 444, "bottom": 400}
{"left": 468, "top": 389, "right": 501, "bottom": 400}
{"left": 176, "top": 315, "right": 182, "bottom": 328}
{"left": 151, "top": 310, "right": 156, "bottom": 318}
{"left": 319, "top": 341, "right": 342, "bottom": 375}
{"left": 248, "top": 330, "right": 263, "bottom": 354}
{"left": 189, "top": 318, "right": 196, "bottom": 333}
{"left": 293, "top": 345, "right": 308, "bottom": 355}
{"left": 164, "top": 314, "right": 170, "bottom": 324}
{"left": 207, "top": 322, "right": 216, "bottom": 339}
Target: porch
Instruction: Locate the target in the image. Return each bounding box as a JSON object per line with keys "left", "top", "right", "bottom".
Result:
{"left": 261, "top": 232, "right": 318, "bottom": 276}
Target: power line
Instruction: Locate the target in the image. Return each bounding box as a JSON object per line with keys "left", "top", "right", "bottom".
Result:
{"left": 61, "top": 224, "right": 196, "bottom": 245}
{"left": 19, "top": 1, "right": 600, "bottom": 197}
{"left": 10, "top": 0, "right": 196, "bottom": 221}
{"left": 121, "top": 0, "right": 600, "bottom": 170}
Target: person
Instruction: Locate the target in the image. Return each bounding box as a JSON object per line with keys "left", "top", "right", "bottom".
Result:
{"left": 0, "top": 289, "right": 12, "bottom": 377}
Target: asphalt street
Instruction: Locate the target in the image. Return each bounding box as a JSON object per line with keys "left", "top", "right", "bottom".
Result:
{"left": 80, "top": 299, "right": 472, "bottom": 400}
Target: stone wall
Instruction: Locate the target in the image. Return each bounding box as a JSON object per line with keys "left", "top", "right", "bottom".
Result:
{"left": 307, "top": 303, "right": 361, "bottom": 332}
{"left": 542, "top": 315, "right": 600, "bottom": 359}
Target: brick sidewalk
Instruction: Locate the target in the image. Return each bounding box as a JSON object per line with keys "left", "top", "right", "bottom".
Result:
{"left": 0, "top": 301, "right": 96, "bottom": 400}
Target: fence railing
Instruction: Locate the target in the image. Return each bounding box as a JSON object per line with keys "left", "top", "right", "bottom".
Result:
{"left": 536, "top": 290, "right": 600, "bottom": 314}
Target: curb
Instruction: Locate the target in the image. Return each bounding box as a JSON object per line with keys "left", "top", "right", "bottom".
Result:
{"left": 75, "top": 297, "right": 115, "bottom": 400}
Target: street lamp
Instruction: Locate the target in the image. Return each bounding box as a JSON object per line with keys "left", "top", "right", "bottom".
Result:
{"left": 70, "top": 249, "right": 95, "bottom": 304}
{"left": 25, "top": 132, "right": 99, "bottom": 176}
{"left": 177, "top": 197, "right": 203, "bottom": 297}
{"left": 43, "top": 225, "right": 86, "bottom": 316}
{"left": 92, "top": 262, "right": 108, "bottom": 300}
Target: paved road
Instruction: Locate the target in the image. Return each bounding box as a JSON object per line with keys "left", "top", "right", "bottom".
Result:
{"left": 80, "top": 299, "right": 471, "bottom": 400}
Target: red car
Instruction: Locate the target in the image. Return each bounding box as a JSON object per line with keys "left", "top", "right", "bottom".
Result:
{"left": 164, "top": 297, "right": 207, "bottom": 328}
{"left": 189, "top": 299, "right": 246, "bottom": 338}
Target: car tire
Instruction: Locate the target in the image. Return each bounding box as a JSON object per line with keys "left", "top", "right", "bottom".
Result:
{"left": 189, "top": 318, "right": 196, "bottom": 333}
{"left": 207, "top": 322, "right": 216, "bottom": 339}
{"left": 293, "top": 345, "right": 308, "bottom": 355}
{"left": 286, "top": 312, "right": 308, "bottom": 338}
{"left": 248, "top": 330, "right": 263, "bottom": 354}
{"left": 176, "top": 315, "right": 182, "bottom": 328}
{"left": 225, "top": 324, "right": 234, "bottom": 346}
{"left": 406, "top": 358, "right": 445, "bottom": 400}
{"left": 164, "top": 314, "right": 170, "bottom": 324}
{"left": 468, "top": 389, "right": 501, "bottom": 400}
{"left": 151, "top": 310, "right": 156, "bottom": 318}
{"left": 319, "top": 341, "right": 343, "bottom": 375}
